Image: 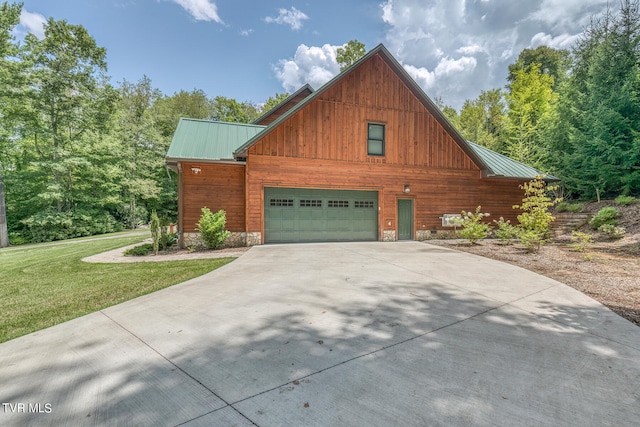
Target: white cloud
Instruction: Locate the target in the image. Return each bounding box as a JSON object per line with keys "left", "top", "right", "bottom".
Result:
{"left": 19, "top": 9, "right": 46, "bottom": 39}
{"left": 264, "top": 7, "right": 309, "bottom": 31}
{"left": 270, "top": 0, "right": 611, "bottom": 109}
{"left": 240, "top": 29, "right": 254, "bottom": 37}
{"left": 273, "top": 44, "right": 340, "bottom": 92}
{"left": 377, "top": 0, "right": 610, "bottom": 109}
{"left": 530, "top": 32, "right": 580, "bottom": 50}
{"left": 171, "top": 0, "right": 223, "bottom": 23}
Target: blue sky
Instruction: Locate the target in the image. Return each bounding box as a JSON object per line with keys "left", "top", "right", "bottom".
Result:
{"left": 16, "top": 0, "right": 611, "bottom": 110}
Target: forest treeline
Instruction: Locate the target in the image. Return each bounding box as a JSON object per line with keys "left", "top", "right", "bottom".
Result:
{"left": 439, "top": 0, "right": 640, "bottom": 202}
{"left": 1, "top": 1, "right": 639, "bottom": 244}
{"left": 0, "top": 2, "right": 286, "bottom": 244}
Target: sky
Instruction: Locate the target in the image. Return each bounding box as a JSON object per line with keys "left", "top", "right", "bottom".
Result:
{"left": 15, "top": 0, "right": 612, "bottom": 110}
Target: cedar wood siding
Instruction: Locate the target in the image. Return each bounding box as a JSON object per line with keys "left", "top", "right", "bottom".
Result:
{"left": 245, "top": 54, "right": 524, "bottom": 239}
{"left": 181, "top": 162, "right": 245, "bottom": 232}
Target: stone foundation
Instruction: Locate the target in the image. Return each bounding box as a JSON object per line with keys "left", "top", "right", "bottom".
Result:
{"left": 383, "top": 230, "right": 396, "bottom": 242}
{"left": 180, "top": 231, "right": 262, "bottom": 248}
{"left": 417, "top": 229, "right": 459, "bottom": 240}
{"left": 245, "top": 232, "right": 261, "bottom": 246}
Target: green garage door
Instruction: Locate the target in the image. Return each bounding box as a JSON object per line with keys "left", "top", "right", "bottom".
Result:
{"left": 264, "top": 188, "right": 378, "bottom": 243}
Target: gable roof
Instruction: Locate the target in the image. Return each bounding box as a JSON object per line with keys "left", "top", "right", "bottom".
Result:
{"left": 166, "top": 118, "right": 265, "bottom": 163}
{"left": 165, "top": 45, "right": 553, "bottom": 181}
{"left": 253, "top": 84, "right": 314, "bottom": 126}
{"left": 233, "top": 44, "right": 489, "bottom": 172}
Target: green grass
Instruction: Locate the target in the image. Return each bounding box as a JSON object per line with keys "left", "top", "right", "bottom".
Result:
{"left": 0, "top": 235, "right": 235, "bottom": 343}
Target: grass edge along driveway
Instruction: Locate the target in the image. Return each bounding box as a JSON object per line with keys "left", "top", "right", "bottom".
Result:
{"left": 0, "top": 235, "right": 235, "bottom": 343}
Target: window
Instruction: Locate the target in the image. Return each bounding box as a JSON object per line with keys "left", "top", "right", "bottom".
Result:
{"left": 354, "top": 201, "right": 374, "bottom": 209}
{"left": 368, "top": 123, "right": 385, "bottom": 156}
{"left": 270, "top": 199, "right": 293, "bottom": 207}
{"left": 328, "top": 200, "right": 349, "bottom": 208}
{"left": 300, "top": 199, "right": 322, "bottom": 207}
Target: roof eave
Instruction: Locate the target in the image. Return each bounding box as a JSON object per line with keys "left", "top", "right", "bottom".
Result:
{"left": 252, "top": 83, "right": 314, "bottom": 125}
{"left": 165, "top": 156, "right": 246, "bottom": 165}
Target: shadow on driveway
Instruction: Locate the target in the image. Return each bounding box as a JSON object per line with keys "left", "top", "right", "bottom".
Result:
{"left": 1, "top": 242, "right": 639, "bottom": 426}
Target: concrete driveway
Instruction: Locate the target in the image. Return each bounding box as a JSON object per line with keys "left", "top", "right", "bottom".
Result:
{"left": 1, "top": 242, "right": 639, "bottom": 426}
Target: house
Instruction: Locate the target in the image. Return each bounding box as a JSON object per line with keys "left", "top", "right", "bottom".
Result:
{"left": 166, "top": 44, "right": 545, "bottom": 247}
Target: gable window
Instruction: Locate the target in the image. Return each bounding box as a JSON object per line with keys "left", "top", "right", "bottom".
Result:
{"left": 368, "top": 123, "right": 385, "bottom": 156}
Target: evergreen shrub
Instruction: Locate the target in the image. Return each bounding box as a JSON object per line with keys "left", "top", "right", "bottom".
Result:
{"left": 196, "top": 208, "right": 229, "bottom": 249}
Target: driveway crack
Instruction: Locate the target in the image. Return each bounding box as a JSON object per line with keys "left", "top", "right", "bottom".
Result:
{"left": 99, "top": 310, "right": 259, "bottom": 427}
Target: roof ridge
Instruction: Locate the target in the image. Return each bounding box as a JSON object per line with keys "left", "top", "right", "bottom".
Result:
{"left": 178, "top": 117, "right": 266, "bottom": 128}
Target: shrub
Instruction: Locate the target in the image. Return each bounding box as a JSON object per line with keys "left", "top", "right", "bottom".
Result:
{"left": 589, "top": 207, "right": 620, "bottom": 229}
{"left": 570, "top": 231, "right": 593, "bottom": 252}
{"left": 455, "top": 206, "right": 491, "bottom": 244}
{"left": 598, "top": 224, "right": 626, "bottom": 239}
{"left": 556, "top": 202, "right": 584, "bottom": 213}
{"left": 196, "top": 208, "right": 229, "bottom": 249}
{"left": 124, "top": 243, "right": 154, "bottom": 256}
{"left": 493, "top": 217, "right": 519, "bottom": 244}
{"left": 21, "top": 208, "right": 123, "bottom": 243}
{"left": 567, "top": 203, "right": 584, "bottom": 213}
{"left": 556, "top": 202, "right": 569, "bottom": 213}
{"left": 614, "top": 195, "right": 636, "bottom": 206}
{"left": 150, "top": 210, "right": 160, "bottom": 255}
{"left": 513, "top": 175, "right": 561, "bottom": 252}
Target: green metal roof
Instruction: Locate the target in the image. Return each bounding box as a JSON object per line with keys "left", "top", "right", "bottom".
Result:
{"left": 467, "top": 141, "right": 554, "bottom": 180}
{"left": 166, "top": 118, "right": 266, "bottom": 162}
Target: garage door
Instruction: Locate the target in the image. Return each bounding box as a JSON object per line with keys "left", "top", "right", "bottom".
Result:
{"left": 264, "top": 187, "right": 378, "bottom": 243}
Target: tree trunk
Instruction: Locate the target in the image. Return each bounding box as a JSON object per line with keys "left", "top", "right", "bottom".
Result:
{"left": 0, "top": 168, "right": 9, "bottom": 248}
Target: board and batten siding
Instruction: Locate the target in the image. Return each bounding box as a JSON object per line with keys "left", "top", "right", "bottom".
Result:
{"left": 247, "top": 55, "right": 477, "bottom": 170}
{"left": 181, "top": 162, "right": 245, "bottom": 232}
{"left": 246, "top": 156, "right": 524, "bottom": 239}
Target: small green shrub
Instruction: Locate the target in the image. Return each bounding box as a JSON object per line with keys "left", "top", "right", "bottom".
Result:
{"left": 150, "top": 210, "right": 160, "bottom": 255}
{"left": 196, "top": 208, "right": 230, "bottom": 249}
{"left": 598, "top": 224, "right": 626, "bottom": 239}
{"left": 570, "top": 231, "right": 593, "bottom": 252}
{"left": 556, "top": 202, "right": 569, "bottom": 213}
{"left": 493, "top": 217, "right": 519, "bottom": 244}
{"left": 590, "top": 207, "right": 620, "bottom": 229}
{"left": 614, "top": 195, "right": 636, "bottom": 206}
{"left": 556, "top": 202, "right": 583, "bottom": 213}
{"left": 512, "top": 175, "right": 561, "bottom": 252}
{"left": 124, "top": 243, "right": 154, "bottom": 256}
{"left": 566, "top": 203, "right": 584, "bottom": 213}
{"left": 455, "top": 206, "right": 491, "bottom": 244}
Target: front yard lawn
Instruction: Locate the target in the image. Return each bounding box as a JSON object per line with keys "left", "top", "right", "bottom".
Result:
{"left": 0, "top": 235, "right": 235, "bottom": 343}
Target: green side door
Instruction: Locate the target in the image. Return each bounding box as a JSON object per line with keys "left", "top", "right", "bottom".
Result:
{"left": 398, "top": 199, "right": 414, "bottom": 240}
{"left": 264, "top": 188, "right": 378, "bottom": 243}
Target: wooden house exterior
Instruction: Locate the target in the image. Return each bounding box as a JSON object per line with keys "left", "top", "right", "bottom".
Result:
{"left": 167, "top": 45, "right": 544, "bottom": 247}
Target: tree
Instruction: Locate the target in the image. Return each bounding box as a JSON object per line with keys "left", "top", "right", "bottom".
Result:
{"left": 153, "top": 89, "right": 214, "bottom": 138}
{"left": 0, "top": 1, "right": 23, "bottom": 247}
{"left": 210, "top": 95, "right": 258, "bottom": 123}
{"left": 18, "top": 18, "right": 115, "bottom": 213}
{"left": 504, "top": 64, "right": 556, "bottom": 168}
{"left": 457, "top": 89, "right": 506, "bottom": 152}
{"left": 336, "top": 40, "right": 366, "bottom": 71}
{"left": 551, "top": 0, "right": 640, "bottom": 198}
{"left": 507, "top": 46, "right": 570, "bottom": 89}
{"left": 117, "top": 76, "right": 164, "bottom": 228}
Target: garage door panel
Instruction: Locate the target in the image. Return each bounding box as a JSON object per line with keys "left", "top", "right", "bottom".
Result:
{"left": 264, "top": 188, "right": 377, "bottom": 243}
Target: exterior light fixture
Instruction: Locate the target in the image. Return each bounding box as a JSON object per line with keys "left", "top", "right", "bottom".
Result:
{"left": 191, "top": 167, "right": 201, "bottom": 174}
{"left": 403, "top": 184, "right": 410, "bottom": 194}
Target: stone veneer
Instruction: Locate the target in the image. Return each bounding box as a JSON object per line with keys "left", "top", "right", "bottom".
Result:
{"left": 181, "top": 231, "right": 262, "bottom": 248}
{"left": 383, "top": 230, "right": 396, "bottom": 242}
